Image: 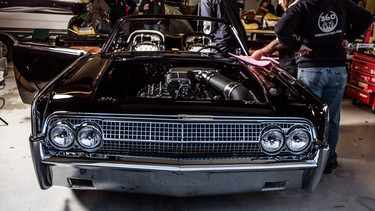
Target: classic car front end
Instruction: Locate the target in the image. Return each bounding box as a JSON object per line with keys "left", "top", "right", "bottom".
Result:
{"left": 14, "top": 15, "right": 329, "bottom": 196}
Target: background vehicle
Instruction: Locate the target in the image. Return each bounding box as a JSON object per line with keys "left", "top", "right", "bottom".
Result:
{"left": 0, "top": 0, "right": 90, "bottom": 62}
{"left": 13, "top": 15, "right": 329, "bottom": 196}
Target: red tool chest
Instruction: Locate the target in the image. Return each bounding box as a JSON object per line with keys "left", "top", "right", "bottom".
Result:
{"left": 346, "top": 51, "right": 375, "bottom": 113}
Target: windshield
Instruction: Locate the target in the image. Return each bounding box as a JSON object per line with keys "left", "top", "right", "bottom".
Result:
{"left": 101, "top": 15, "right": 249, "bottom": 55}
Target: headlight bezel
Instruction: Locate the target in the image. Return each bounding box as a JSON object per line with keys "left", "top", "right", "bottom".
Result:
{"left": 259, "top": 126, "right": 285, "bottom": 155}
{"left": 47, "top": 120, "right": 103, "bottom": 152}
{"left": 259, "top": 125, "right": 313, "bottom": 156}
{"left": 75, "top": 122, "right": 103, "bottom": 152}
{"left": 286, "top": 127, "right": 312, "bottom": 155}
{"left": 48, "top": 121, "right": 75, "bottom": 150}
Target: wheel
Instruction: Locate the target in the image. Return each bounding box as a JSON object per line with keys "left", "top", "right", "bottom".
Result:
{"left": 372, "top": 106, "right": 375, "bottom": 114}
{"left": 351, "top": 98, "right": 358, "bottom": 105}
{"left": 0, "top": 34, "right": 15, "bottom": 62}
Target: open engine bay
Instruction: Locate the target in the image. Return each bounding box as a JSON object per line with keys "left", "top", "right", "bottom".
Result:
{"left": 96, "top": 57, "right": 285, "bottom": 104}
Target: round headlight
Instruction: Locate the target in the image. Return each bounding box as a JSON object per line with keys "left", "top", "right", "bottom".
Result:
{"left": 286, "top": 128, "right": 310, "bottom": 154}
{"left": 49, "top": 122, "right": 74, "bottom": 150}
{"left": 260, "top": 128, "right": 285, "bottom": 154}
{"left": 76, "top": 123, "right": 103, "bottom": 151}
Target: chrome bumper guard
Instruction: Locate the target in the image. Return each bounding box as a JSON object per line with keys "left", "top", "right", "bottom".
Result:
{"left": 31, "top": 141, "right": 329, "bottom": 196}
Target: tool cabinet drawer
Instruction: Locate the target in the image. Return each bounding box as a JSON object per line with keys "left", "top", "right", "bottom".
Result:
{"left": 346, "top": 84, "right": 374, "bottom": 106}
{"left": 348, "top": 77, "right": 375, "bottom": 91}
{"left": 350, "top": 70, "right": 375, "bottom": 83}
{"left": 351, "top": 59, "right": 375, "bottom": 75}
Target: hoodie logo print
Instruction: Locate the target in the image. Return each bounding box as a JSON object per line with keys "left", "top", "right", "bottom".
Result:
{"left": 318, "top": 11, "right": 338, "bottom": 33}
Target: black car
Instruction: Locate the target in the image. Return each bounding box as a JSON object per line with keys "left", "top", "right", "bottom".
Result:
{"left": 13, "top": 15, "right": 329, "bottom": 196}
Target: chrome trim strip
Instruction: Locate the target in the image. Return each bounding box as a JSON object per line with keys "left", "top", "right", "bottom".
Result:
{"left": 43, "top": 112, "right": 316, "bottom": 132}
{"left": 44, "top": 114, "right": 316, "bottom": 137}
{"left": 46, "top": 111, "right": 317, "bottom": 121}
{"left": 42, "top": 158, "right": 317, "bottom": 172}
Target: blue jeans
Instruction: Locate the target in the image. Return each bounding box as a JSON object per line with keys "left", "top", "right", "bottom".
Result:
{"left": 297, "top": 66, "right": 348, "bottom": 163}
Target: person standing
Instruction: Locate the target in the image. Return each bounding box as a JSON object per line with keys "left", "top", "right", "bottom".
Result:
{"left": 139, "top": 0, "right": 165, "bottom": 30}
{"left": 106, "top": 0, "right": 136, "bottom": 24}
{"left": 250, "top": 0, "right": 297, "bottom": 77}
{"left": 256, "top": 0, "right": 276, "bottom": 16}
{"left": 275, "top": 0, "right": 373, "bottom": 173}
{"left": 91, "top": 0, "right": 111, "bottom": 28}
{"left": 200, "top": 0, "right": 248, "bottom": 55}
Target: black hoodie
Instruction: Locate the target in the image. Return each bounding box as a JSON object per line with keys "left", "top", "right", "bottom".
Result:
{"left": 200, "top": 0, "right": 248, "bottom": 54}
{"left": 275, "top": 0, "right": 373, "bottom": 68}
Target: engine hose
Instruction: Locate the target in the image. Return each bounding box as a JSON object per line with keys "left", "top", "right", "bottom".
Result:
{"left": 196, "top": 70, "right": 252, "bottom": 100}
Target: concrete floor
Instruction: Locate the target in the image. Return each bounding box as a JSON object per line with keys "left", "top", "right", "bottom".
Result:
{"left": 1, "top": 63, "right": 375, "bottom": 211}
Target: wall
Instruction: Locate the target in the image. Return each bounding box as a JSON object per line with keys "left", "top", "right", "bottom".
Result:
{"left": 244, "top": 0, "right": 278, "bottom": 10}
{"left": 187, "top": 0, "right": 200, "bottom": 6}
{"left": 245, "top": 0, "right": 260, "bottom": 10}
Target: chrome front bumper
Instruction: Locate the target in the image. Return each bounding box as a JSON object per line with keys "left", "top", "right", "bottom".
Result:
{"left": 31, "top": 141, "right": 329, "bottom": 197}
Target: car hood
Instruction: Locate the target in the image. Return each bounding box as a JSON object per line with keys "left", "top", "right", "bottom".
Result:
{"left": 41, "top": 54, "right": 315, "bottom": 118}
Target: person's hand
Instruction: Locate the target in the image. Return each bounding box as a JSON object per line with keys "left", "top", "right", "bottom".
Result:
{"left": 250, "top": 49, "right": 264, "bottom": 60}
{"left": 144, "top": 4, "right": 149, "bottom": 10}
{"left": 297, "top": 44, "right": 312, "bottom": 57}
{"left": 342, "top": 39, "right": 350, "bottom": 50}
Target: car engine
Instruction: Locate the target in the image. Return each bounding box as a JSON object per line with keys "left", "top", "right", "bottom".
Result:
{"left": 137, "top": 67, "right": 253, "bottom": 100}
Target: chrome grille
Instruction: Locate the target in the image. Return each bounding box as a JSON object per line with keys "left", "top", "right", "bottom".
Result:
{"left": 46, "top": 114, "right": 315, "bottom": 158}
{"left": 101, "top": 121, "right": 261, "bottom": 142}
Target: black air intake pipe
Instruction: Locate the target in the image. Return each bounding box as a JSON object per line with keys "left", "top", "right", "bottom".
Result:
{"left": 195, "top": 69, "right": 252, "bottom": 100}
